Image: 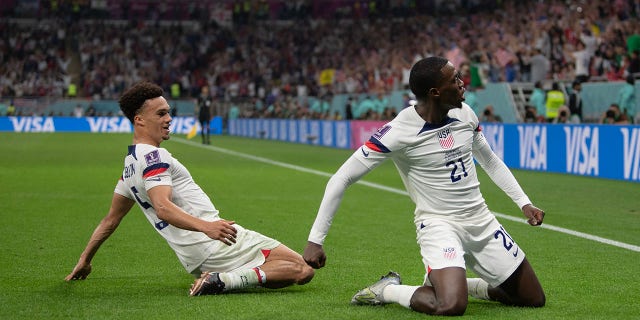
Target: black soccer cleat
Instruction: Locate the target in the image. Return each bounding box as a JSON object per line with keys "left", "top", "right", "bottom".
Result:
{"left": 189, "top": 272, "right": 225, "bottom": 296}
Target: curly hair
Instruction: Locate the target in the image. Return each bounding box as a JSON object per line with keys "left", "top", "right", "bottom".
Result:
{"left": 409, "top": 56, "right": 448, "bottom": 101}
{"left": 118, "top": 81, "right": 164, "bottom": 123}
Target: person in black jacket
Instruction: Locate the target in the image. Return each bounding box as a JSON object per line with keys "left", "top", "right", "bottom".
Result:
{"left": 567, "top": 81, "right": 583, "bottom": 123}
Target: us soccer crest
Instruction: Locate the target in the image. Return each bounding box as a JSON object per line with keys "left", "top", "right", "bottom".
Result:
{"left": 437, "top": 127, "right": 455, "bottom": 149}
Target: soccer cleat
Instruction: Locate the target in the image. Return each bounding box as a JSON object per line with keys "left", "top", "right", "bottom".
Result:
{"left": 350, "top": 271, "right": 402, "bottom": 305}
{"left": 189, "top": 272, "right": 225, "bottom": 296}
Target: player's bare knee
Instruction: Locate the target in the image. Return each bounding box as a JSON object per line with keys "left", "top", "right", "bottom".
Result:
{"left": 295, "top": 262, "right": 315, "bottom": 285}
{"left": 527, "top": 292, "right": 546, "bottom": 308}
{"left": 426, "top": 296, "right": 467, "bottom": 316}
{"left": 410, "top": 289, "right": 467, "bottom": 316}
{"left": 437, "top": 300, "right": 467, "bottom": 316}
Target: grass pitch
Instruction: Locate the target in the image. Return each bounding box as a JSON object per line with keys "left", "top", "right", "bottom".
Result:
{"left": 0, "top": 132, "right": 638, "bottom": 319}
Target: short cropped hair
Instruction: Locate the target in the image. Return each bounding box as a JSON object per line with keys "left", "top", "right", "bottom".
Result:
{"left": 409, "top": 56, "right": 449, "bottom": 101}
{"left": 119, "top": 81, "right": 164, "bottom": 123}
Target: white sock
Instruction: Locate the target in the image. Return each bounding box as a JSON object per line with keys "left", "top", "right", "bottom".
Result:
{"left": 467, "top": 278, "right": 490, "bottom": 300}
{"left": 382, "top": 285, "right": 420, "bottom": 308}
{"left": 218, "top": 268, "right": 264, "bottom": 291}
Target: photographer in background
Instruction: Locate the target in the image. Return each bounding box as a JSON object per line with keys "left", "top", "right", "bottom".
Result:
{"left": 479, "top": 105, "right": 503, "bottom": 123}
{"left": 601, "top": 103, "right": 630, "bottom": 124}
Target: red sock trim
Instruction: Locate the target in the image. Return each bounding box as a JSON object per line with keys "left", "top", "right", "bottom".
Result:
{"left": 252, "top": 267, "right": 263, "bottom": 284}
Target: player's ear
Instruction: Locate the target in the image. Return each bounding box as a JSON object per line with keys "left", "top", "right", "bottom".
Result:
{"left": 429, "top": 88, "right": 440, "bottom": 96}
{"left": 133, "top": 113, "right": 144, "bottom": 125}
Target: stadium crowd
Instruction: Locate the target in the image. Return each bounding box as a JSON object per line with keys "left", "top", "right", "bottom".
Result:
{"left": 1, "top": 0, "right": 639, "bottom": 121}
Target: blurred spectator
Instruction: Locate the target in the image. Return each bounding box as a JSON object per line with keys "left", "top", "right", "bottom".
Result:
{"left": 601, "top": 103, "right": 630, "bottom": 124}
{"left": 552, "top": 106, "right": 577, "bottom": 124}
{"left": 469, "top": 53, "right": 488, "bottom": 89}
{"left": 310, "top": 95, "right": 331, "bottom": 119}
{"left": 86, "top": 105, "right": 96, "bottom": 117}
{"left": 6, "top": 100, "right": 16, "bottom": 116}
{"left": 356, "top": 96, "right": 376, "bottom": 120}
{"left": 545, "top": 82, "right": 565, "bottom": 122}
{"left": 523, "top": 105, "right": 539, "bottom": 123}
{"left": 516, "top": 49, "right": 532, "bottom": 83}
{"left": 228, "top": 104, "right": 240, "bottom": 120}
{"left": 529, "top": 48, "right": 550, "bottom": 84}
{"left": 528, "top": 81, "right": 546, "bottom": 122}
{"left": 627, "top": 24, "right": 640, "bottom": 54}
{"left": 567, "top": 81, "right": 583, "bottom": 123}
{"left": 67, "top": 83, "right": 77, "bottom": 98}
{"left": 571, "top": 40, "right": 591, "bottom": 84}
{"left": 344, "top": 97, "right": 354, "bottom": 120}
{"left": 628, "top": 50, "right": 640, "bottom": 75}
{"left": 73, "top": 104, "right": 84, "bottom": 118}
{"left": 616, "top": 75, "right": 637, "bottom": 123}
{"left": 373, "top": 93, "right": 389, "bottom": 116}
{"left": 381, "top": 107, "right": 397, "bottom": 120}
{"left": 479, "top": 105, "right": 502, "bottom": 123}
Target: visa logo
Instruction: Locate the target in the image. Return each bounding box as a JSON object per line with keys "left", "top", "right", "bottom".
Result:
{"left": 87, "top": 117, "right": 132, "bottom": 132}
{"left": 10, "top": 116, "right": 55, "bottom": 132}
{"left": 482, "top": 124, "right": 504, "bottom": 160}
{"left": 517, "top": 125, "right": 547, "bottom": 170}
{"left": 564, "top": 126, "right": 599, "bottom": 175}
{"left": 169, "top": 117, "right": 197, "bottom": 134}
{"left": 621, "top": 127, "right": 640, "bottom": 181}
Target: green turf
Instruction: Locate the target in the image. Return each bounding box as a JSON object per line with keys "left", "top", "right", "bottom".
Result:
{"left": 0, "top": 132, "right": 638, "bottom": 319}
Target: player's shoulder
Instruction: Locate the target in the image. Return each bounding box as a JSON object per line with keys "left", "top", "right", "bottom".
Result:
{"left": 367, "top": 108, "right": 422, "bottom": 150}
{"left": 448, "top": 103, "right": 479, "bottom": 126}
{"left": 131, "top": 144, "right": 172, "bottom": 165}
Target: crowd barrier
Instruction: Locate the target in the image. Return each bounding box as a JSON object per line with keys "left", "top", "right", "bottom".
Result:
{"left": 0, "top": 116, "right": 223, "bottom": 134}
{"left": 2, "top": 116, "right": 638, "bottom": 183}
{"left": 228, "top": 118, "right": 640, "bottom": 183}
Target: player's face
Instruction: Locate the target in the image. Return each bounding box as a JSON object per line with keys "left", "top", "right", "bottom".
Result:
{"left": 137, "top": 96, "right": 172, "bottom": 145}
{"left": 436, "top": 62, "right": 465, "bottom": 109}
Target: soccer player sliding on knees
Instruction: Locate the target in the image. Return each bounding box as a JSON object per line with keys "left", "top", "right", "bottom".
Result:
{"left": 304, "top": 56, "right": 545, "bottom": 316}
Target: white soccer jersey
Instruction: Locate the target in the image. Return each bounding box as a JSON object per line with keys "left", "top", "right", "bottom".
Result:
{"left": 308, "top": 103, "right": 531, "bottom": 244}
{"left": 360, "top": 103, "right": 486, "bottom": 225}
{"left": 114, "top": 144, "right": 220, "bottom": 272}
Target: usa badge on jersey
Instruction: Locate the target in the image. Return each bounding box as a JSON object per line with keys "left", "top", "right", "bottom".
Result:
{"left": 437, "top": 127, "right": 455, "bottom": 149}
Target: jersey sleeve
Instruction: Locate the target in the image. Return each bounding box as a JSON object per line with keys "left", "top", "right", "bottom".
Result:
{"left": 354, "top": 121, "right": 410, "bottom": 167}
{"left": 472, "top": 129, "right": 531, "bottom": 209}
{"left": 114, "top": 177, "right": 133, "bottom": 199}
{"left": 308, "top": 153, "right": 372, "bottom": 245}
{"left": 140, "top": 147, "right": 173, "bottom": 190}
{"left": 309, "top": 122, "right": 406, "bottom": 244}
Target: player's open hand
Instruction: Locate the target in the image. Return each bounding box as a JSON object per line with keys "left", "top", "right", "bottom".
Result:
{"left": 204, "top": 219, "right": 237, "bottom": 246}
{"left": 303, "top": 241, "right": 326, "bottom": 269}
{"left": 523, "top": 204, "right": 545, "bottom": 226}
{"left": 65, "top": 262, "right": 92, "bottom": 281}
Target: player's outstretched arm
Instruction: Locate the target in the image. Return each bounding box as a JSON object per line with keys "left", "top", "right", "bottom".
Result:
{"left": 306, "top": 154, "right": 373, "bottom": 268}
{"left": 65, "top": 193, "right": 134, "bottom": 281}
{"left": 147, "top": 185, "right": 238, "bottom": 245}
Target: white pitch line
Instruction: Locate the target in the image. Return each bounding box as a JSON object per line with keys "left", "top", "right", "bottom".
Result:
{"left": 175, "top": 138, "right": 640, "bottom": 253}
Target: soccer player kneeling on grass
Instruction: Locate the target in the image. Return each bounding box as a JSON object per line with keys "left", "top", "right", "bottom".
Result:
{"left": 303, "top": 57, "right": 546, "bottom": 316}
{"left": 65, "top": 81, "right": 314, "bottom": 296}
